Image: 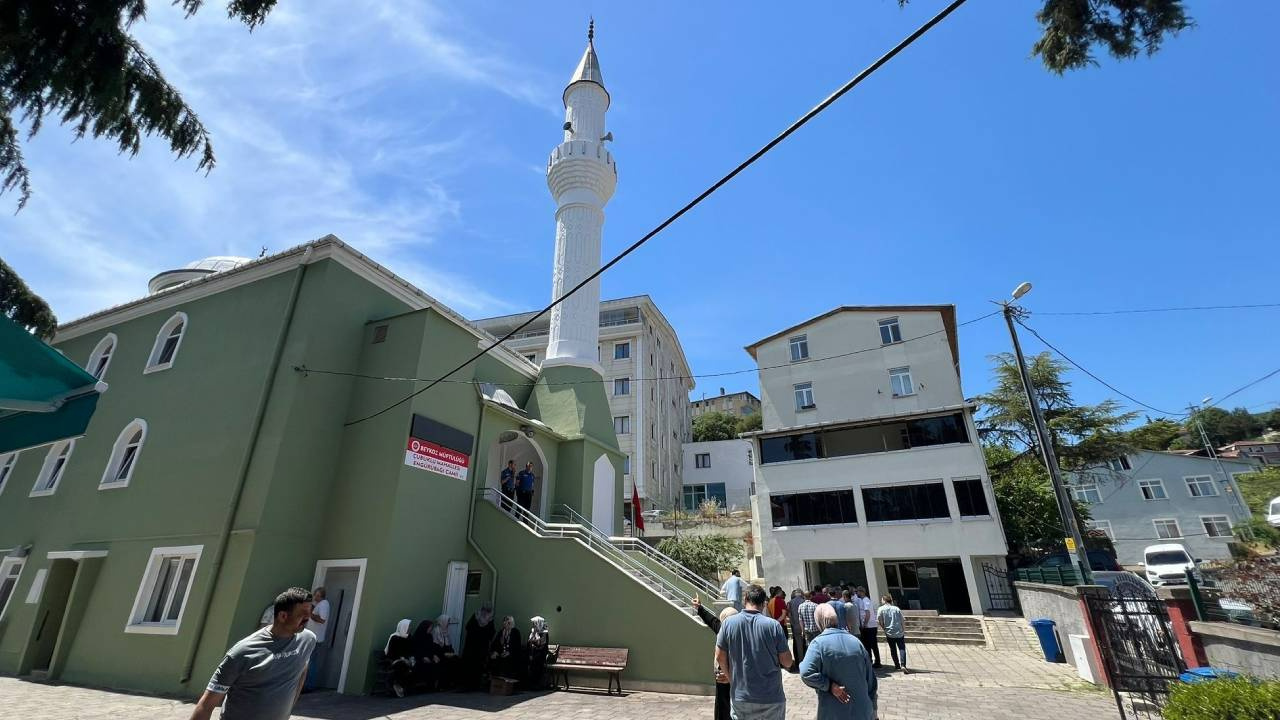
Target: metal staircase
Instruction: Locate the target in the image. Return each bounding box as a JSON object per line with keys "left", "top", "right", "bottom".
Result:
{"left": 478, "top": 489, "right": 702, "bottom": 617}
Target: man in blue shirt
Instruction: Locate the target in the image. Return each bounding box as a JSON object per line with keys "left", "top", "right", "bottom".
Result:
{"left": 516, "top": 462, "right": 536, "bottom": 511}
{"left": 721, "top": 569, "right": 746, "bottom": 611}
{"left": 499, "top": 461, "right": 517, "bottom": 510}
{"left": 800, "top": 603, "right": 877, "bottom": 720}
{"left": 715, "top": 584, "right": 793, "bottom": 720}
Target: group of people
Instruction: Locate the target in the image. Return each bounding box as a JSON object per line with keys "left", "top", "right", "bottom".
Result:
{"left": 499, "top": 460, "right": 538, "bottom": 511}
{"left": 383, "top": 604, "right": 551, "bottom": 698}
{"left": 699, "top": 579, "right": 909, "bottom": 720}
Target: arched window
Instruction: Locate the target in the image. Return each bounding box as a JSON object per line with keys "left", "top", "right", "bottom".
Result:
{"left": 31, "top": 440, "right": 75, "bottom": 496}
{"left": 101, "top": 419, "right": 147, "bottom": 489}
{"left": 86, "top": 333, "right": 118, "bottom": 381}
{"left": 145, "top": 312, "right": 187, "bottom": 372}
{"left": 0, "top": 452, "right": 18, "bottom": 496}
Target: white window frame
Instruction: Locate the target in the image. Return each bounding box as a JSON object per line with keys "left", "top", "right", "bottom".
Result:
{"left": 30, "top": 440, "right": 75, "bottom": 497}
{"left": 144, "top": 312, "right": 188, "bottom": 373}
{"left": 695, "top": 453, "right": 711, "bottom": 469}
{"left": 613, "top": 377, "right": 631, "bottom": 396}
{"left": 789, "top": 335, "right": 809, "bottom": 362}
{"left": 623, "top": 455, "right": 631, "bottom": 476}
{"left": 1184, "top": 475, "right": 1218, "bottom": 498}
{"left": 1138, "top": 478, "right": 1168, "bottom": 501}
{"left": 1085, "top": 519, "right": 1114, "bottom": 540}
{"left": 1152, "top": 518, "right": 1181, "bottom": 539}
{"left": 878, "top": 318, "right": 903, "bottom": 345}
{"left": 0, "top": 557, "right": 25, "bottom": 621}
{"left": 889, "top": 367, "right": 914, "bottom": 397}
{"left": 1107, "top": 456, "right": 1132, "bottom": 472}
{"left": 793, "top": 382, "right": 815, "bottom": 411}
{"left": 124, "top": 545, "right": 203, "bottom": 635}
{"left": 1200, "top": 515, "right": 1232, "bottom": 538}
{"left": 100, "top": 419, "right": 148, "bottom": 490}
{"left": 613, "top": 416, "right": 631, "bottom": 435}
{"left": 614, "top": 342, "right": 630, "bottom": 360}
{"left": 1073, "top": 483, "right": 1102, "bottom": 504}
{"left": 86, "top": 333, "right": 118, "bottom": 381}
{"left": 0, "top": 452, "right": 17, "bottom": 497}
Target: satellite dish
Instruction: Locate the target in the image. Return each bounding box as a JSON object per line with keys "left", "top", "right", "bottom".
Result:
{"left": 498, "top": 430, "right": 520, "bottom": 444}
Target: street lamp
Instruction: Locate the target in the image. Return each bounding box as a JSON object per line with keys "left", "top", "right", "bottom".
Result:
{"left": 1000, "top": 283, "right": 1093, "bottom": 582}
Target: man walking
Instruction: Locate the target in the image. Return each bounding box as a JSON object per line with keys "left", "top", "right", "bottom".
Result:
{"left": 189, "top": 588, "right": 317, "bottom": 720}
{"left": 786, "top": 589, "right": 806, "bottom": 673}
{"left": 798, "top": 591, "right": 820, "bottom": 645}
{"left": 721, "top": 569, "right": 746, "bottom": 611}
{"left": 877, "top": 595, "right": 907, "bottom": 671}
{"left": 800, "top": 604, "right": 878, "bottom": 720}
{"left": 303, "top": 586, "right": 330, "bottom": 691}
{"left": 516, "top": 462, "right": 537, "bottom": 511}
{"left": 715, "top": 584, "right": 793, "bottom": 720}
{"left": 500, "top": 460, "right": 517, "bottom": 510}
{"left": 855, "top": 587, "right": 881, "bottom": 668}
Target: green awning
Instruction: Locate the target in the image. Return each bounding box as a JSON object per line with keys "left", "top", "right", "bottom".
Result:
{"left": 0, "top": 316, "right": 104, "bottom": 454}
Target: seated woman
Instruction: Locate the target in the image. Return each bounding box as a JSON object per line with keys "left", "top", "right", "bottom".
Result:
{"left": 411, "top": 619, "right": 440, "bottom": 691}
{"left": 430, "top": 614, "right": 463, "bottom": 689}
{"left": 525, "top": 616, "right": 550, "bottom": 690}
{"left": 488, "top": 615, "right": 523, "bottom": 680}
{"left": 384, "top": 619, "right": 416, "bottom": 698}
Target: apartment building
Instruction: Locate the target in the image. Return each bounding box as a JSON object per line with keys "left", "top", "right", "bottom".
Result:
{"left": 690, "top": 390, "right": 761, "bottom": 419}
{"left": 743, "top": 306, "right": 1007, "bottom": 614}
{"left": 474, "top": 296, "right": 694, "bottom": 514}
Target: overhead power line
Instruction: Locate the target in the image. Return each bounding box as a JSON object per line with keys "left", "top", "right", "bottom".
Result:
{"left": 1036, "top": 302, "right": 1280, "bottom": 316}
{"left": 342, "top": 0, "right": 971, "bottom": 427}
{"left": 1206, "top": 366, "right": 1280, "bottom": 411}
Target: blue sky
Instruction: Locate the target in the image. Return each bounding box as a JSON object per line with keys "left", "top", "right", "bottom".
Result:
{"left": 2, "top": 1, "right": 1277, "bottom": 421}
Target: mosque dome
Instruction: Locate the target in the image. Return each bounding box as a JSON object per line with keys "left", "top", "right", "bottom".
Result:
{"left": 148, "top": 255, "right": 253, "bottom": 295}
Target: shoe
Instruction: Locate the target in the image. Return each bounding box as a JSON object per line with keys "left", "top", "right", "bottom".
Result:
{"left": 873, "top": 663, "right": 883, "bottom": 668}
{"left": 393, "top": 683, "right": 405, "bottom": 698}
{"left": 893, "top": 665, "right": 901, "bottom": 670}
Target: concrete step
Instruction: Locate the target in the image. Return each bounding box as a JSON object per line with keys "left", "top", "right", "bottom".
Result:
{"left": 904, "top": 634, "right": 988, "bottom": 645}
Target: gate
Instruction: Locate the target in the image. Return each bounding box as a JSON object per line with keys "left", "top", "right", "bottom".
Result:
{"left": 1084, "top": 592, "right": 1185, "bottom": 719}
{"left": 982, "top": 562, "right": 1018, "bottom": 612}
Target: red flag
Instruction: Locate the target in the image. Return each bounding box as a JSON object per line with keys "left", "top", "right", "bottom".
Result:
{"left": 632, "top": 483, "right": 645, "bottom": 533}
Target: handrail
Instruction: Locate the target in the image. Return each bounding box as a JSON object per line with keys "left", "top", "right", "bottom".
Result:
{"left": 477, "top": 489, "right": 695, "bottom": 612}
{"left": 553, "top": 504, "right": 721, "bottom": 599}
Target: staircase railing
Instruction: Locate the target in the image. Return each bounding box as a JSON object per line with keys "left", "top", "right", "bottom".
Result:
{"left": 552, "top": 503, "right": 722, "bottom": 600}
{"left": 476, "top": 489, "right": 696, "bottom": 615}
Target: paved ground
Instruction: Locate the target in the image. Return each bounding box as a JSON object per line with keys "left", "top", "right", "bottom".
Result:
{"left": 983, "top": 616, "right": 1045, "bottom": 656}
{"left": 2, "top": 643, "right": 1116, "bottom": 720}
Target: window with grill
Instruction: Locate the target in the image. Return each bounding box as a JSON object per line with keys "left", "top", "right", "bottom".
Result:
{"left": 770, "top": 489, "right": 858, "bottom": 528}
{"left": 953, "top": 478, "right": 990, "bottom": 517}
{"left": 1185, "top": 476, "right": 1218, "bottom": 497}
{"left": 126, "top": 546, "right": 202, "bottom": 634}
{"left": 862, "top": 482, "right": 950, "bottom": 522}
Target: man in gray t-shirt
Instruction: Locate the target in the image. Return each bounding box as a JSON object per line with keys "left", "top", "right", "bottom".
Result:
{"left": 715, "top": 583, "right": 793, "bottom": 720}
{"left": 190, "top": 587, "right": 316, "bottom": 720}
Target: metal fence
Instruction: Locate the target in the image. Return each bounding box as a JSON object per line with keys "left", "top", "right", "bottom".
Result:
{"left": 1014, "top": 565, "right": 1084, "bottom": 587}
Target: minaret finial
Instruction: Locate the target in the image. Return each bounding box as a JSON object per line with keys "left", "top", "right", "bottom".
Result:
{"left": 588, "top": 17, "right": 594, "bottom": 43}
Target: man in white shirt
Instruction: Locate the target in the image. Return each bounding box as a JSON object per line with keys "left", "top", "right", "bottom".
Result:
{"left": 855, "top": 586, "right": 881, "bottom": 668}
{"left": 304, "top": 587, "right": 330, "bottom": 690}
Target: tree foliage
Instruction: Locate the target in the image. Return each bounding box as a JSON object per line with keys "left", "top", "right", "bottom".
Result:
{"left": 985, "top": 445, "right": 1093, "bottom": 558}
{"left": 656, "top": 534, "right": 743, "bottom": 582}
{"left": 693, "top": 411, "right": 740, "bottom": 442}
{"left": 737, "top": 411, "right": 762, "bottom": 434}
{"left": 0, "top": 0, "right": 279, "bottom": 209}
{"left": 976, "top": 352, "right": 1137, "bottom": 471}
{"left": 1235, "top": 467, "right": 1280, "bottom": 520}
{"left": 1126, "top": 417, "right": 1184, "bottom": 451}
{"left": 0, "top": 257, "right": 56, "bottom": 338}
{"left": 902, "top": 0, "right": 1191, "bottom": 74}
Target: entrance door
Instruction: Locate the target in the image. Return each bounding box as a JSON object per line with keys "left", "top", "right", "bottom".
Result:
{"left": 937, "top": 560, "right": 972, "bottom": 614}
{"left": 317, "top": 567, "right": 359, "bottom": 690}
{"left": 442, "top": 561, "right": 468, "bottom": 649}
{"left": 884, "top": 562, "right": 920, "bottom": 610}
{"left": 30, "top": 560, "right": 76, "bottom": 672}
{"left": 591, "top": 455, "right": 615, "bottom": 536}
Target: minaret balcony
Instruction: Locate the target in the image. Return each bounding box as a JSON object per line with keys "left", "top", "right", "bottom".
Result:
{"left": 547, "top": 140, "right": 617, "bottom": 202}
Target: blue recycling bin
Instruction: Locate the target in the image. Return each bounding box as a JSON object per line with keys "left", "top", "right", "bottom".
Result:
{"left": 1029, "top": 618, "right": 1063, "bottom": 663}
{"left": 1179, "top": 667, "right": 1241, "bottom": 684}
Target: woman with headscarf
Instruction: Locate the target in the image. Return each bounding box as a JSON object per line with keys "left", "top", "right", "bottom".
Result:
{"left": 384, "top": 619, "right": 416, "bottom": 697}
{"left": 410, "top": 619, "right": 440, "bottom": 691}
{"left": 488, "top": 615, "right": 523, "bottom": 679}
{"left": 692, "top": 594, "right": 736, "bottom": 720}
{"left": 431, "top": 614, "right": 462, "bottom": 689}
{"left": 525, "top": 616, "right": 550, "bottom": 689}
{"left": 461, "top": 604, "right": 495, "bottom": 690}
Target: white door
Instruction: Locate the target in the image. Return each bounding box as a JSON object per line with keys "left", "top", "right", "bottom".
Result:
{"left": 318, "top": 567, "right": 359, "bottom": 690}
{"left": 442, "top": 561, "right": 469, "bottom": 649}
{"left": 592, "top": 455, "right": 615, "bottom": 536}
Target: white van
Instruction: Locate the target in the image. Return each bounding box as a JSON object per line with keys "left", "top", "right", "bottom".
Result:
{"left": 1141, "top": 544, "right": 1197, "bottom": 586}
{"left": 1267, "top": 495, "right": 1280, "bottom": 528}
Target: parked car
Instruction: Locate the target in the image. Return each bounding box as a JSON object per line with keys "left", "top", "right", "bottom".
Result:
{"left": 1267, "top": 495, "right": 1280, "bottom": 527}
{"left": 1032, "top": 549, "right": 1122, "bottom": 572}
{"left": 1140, "top": 543, "right": 1200, "bottom": 586}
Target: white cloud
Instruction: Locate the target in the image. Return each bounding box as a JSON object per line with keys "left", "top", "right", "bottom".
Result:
{"left": 0, "top": 1, "right": 551, "bottom": 322}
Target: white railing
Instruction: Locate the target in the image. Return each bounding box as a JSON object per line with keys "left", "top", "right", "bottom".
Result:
{"left": 477, "top": 489, "right": 696, "bottom": 614}
{"left": 551, "top": 504, "right": 722, "bottom": 600}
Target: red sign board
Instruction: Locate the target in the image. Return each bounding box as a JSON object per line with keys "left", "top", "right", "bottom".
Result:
{"left": 405, "top": 437, "right": 470, "bottom": 481}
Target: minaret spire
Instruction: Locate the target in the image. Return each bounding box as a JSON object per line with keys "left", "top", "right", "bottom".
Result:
{"left": 544, "top": 23, "right": 617, "bottom": 371}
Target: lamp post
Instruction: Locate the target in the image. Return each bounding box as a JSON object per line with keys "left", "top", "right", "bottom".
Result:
{"left": 1001, "top": 283, "right": 1093, "bottom": 582}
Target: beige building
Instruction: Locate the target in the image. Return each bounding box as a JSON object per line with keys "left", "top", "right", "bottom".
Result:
{"left": 474, "top": 295, "right": 693, "bottom": 516}
{"left": 690, "top": 390, "right": 761, "bottom": 419}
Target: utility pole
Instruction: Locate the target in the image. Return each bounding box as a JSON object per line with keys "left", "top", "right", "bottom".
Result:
{"left": 1001, "top": 283, "right": 1093, "bottom": 582}
{"left": 1187, "top": 400, "right": 1250, "bottom": 524}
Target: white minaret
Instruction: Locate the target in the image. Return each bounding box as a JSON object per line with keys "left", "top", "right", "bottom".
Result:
{"left": 544, "top": 20, "right": 617, "bottom": 372}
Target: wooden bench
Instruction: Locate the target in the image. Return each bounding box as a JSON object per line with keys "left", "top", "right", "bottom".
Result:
{"left": 547, "top": 645, "right": 629, "bottom": 695}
